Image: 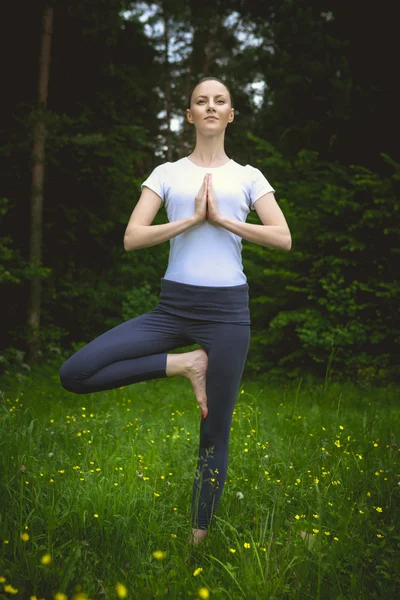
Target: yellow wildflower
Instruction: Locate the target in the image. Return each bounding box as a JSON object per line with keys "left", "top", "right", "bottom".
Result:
{"left": 198, "top": 588, "right": 210, "bottom": 599}
{"left": 21, "top": 533, "right": 29, "bottom": 542}
{"left": 115, "top": 583, "right": 128, "bottom": 598}
{"left": 375, "top": 507, "right": 383, "bottom": 513}
{"left": 4, "top": 584, "right": 18, "bottom": 594}
{"left": 41, "top": 553, "right": 52, "bottom": 565}
{"left": 244, "top": 542, "right": 251, "bottom": 548}
{"left": 295, "top": 515, "right": 300, "bottom": 520}
{"left": 0, "top": 576, "right": 6, "bottom": 583}
{"left": 377, "top": 534, "right": 384, "bottom": 539}
{"left": 94, "top": 514, "right": 99, "bottom": 518}
{"left": 55, "top": 594, "right": 68, "bottom": 600}
{"left": 228, "top": 548, "right": 236, "bottom": 553}
{"left": 152, "top": 550, "right": 166, "bottom": 560}
{"left": 193, "top": 568, "right": 203, "bottom": 576}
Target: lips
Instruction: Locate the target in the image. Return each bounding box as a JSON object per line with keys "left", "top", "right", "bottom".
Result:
{"left": 205, "top": 116, "right": 218, "bottom": 120}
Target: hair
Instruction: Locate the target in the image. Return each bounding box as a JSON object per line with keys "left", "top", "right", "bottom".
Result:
{"left": 188, "top": 76, "right": 233, "bottom": 108}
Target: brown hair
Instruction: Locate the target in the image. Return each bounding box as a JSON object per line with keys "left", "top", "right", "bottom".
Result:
{"left": 188, "top": 76, "right": 233, "bottom": 107}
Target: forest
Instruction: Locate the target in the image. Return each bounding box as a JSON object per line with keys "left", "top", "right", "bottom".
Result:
{"left": 1, "top": 3, "right": 400, "bottom": 599}
{"left": 1, "top": 0, "right": 399, "bottom": 383}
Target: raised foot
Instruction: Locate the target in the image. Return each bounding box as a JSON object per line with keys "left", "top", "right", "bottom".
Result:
{"left": 186, "top": 349, "right": 208, "bottom": 419}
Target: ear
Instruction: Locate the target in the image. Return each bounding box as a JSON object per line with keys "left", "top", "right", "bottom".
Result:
{"left": 228, "top": 108, "right": 235, "bottom": 123}
{"left": 186, "top": 108, "right": 194, "bottom": 124}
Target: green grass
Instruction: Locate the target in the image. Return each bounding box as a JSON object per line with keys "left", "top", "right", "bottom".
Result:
{"left": 0, "top": 365, "right": 399, "bottom": 599}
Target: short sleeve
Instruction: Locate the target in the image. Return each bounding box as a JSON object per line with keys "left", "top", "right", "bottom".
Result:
{"left": 141, "top": 164, "right": 167, "bottom": 206}
{"left": 248, "top": 166, "right": 275, "bottom": 210}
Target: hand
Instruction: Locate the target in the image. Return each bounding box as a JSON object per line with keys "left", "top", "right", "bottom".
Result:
{"left": 193, "top": 175, "right": 208, "bottom": 224}
{"left": 206, "top": 173, "right": 222, "bottom": 224}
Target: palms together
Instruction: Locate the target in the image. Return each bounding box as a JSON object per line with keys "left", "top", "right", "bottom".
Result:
{"left": 195, "top": 173, "right": 221, "bottom": 224}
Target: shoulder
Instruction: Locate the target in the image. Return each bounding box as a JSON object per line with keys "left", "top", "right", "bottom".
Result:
{"left": 230, "top": 160, "right": 259, "bottom": 174}
{"left": 151, "top": 158, "right": 186, "bottom": 177}
{"left": 229, "top": 160, "right": 263, "bottom": 181}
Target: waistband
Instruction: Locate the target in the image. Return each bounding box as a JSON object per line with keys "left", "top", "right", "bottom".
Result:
{"left": 155, "top": 277, "right": 251, "bottom": 324}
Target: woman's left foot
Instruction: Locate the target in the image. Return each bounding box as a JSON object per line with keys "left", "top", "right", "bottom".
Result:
{"left": 188, "top": 528, "right": 208, "bottom": 545}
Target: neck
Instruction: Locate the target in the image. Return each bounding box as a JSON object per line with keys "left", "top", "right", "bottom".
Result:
{"left": 189, "top": 132, "right": 228, "bottom": 166}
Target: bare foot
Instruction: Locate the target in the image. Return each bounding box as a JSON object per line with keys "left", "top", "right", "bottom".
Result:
{"left": 185, "top": 349, "right": 209, "bottom": 418}
{"left": 188, "top": 528, "right": 208, "bottom": 545}
{"left": 166, "top": 349, "right": 209, "bottom": 418}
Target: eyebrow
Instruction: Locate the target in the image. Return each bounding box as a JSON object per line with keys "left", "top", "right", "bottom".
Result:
{"left": 194, "top": 94, "right": 227, "bottom": 100}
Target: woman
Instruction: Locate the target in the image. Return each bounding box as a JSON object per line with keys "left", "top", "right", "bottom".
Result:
{"left": 59, "top": 76, "right": 292, "bottom": 545}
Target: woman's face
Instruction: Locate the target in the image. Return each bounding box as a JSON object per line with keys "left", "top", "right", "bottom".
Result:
{"left": 186, "top": 80, "right": 234, "bottom": 134}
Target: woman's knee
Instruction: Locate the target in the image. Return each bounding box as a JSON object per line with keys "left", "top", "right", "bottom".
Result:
{"left": 59, "top": 360, "right": 87, "bottom": 394}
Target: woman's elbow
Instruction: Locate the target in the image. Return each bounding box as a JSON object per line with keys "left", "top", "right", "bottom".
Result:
{"left": 283, "top": 231, "right": 292, "bottom": 251}
{"left": 124, "top": 231, "right": 136, "bottom": 251}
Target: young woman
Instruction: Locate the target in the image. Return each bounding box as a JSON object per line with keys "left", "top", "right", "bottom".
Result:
{"left": 59, "top": 76, "right": 292, "bottom": 545}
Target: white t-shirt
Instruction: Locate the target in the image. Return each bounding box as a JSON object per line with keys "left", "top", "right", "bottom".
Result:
{"left": 141, "top": 157, "right": 275, "bottom": 287}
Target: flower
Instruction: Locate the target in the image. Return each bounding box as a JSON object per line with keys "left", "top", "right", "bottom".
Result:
{"left": 228, "top": 548, "right": 236, "bottom": 553}
{"left": 4, "top": 584, "right": 18, "bottom": 594}
{"left": 198, "top": 588, "right": 210, "bottom": 599}
{"left": 295, "top": 515, "right": 300, "bottom": 520}
{"left": 236, "top": 492, "right": 244, "bottom": 500}
{"left": 193, "top": 567, "right": 203, "bottom": 576}
{"left": 152, "top": 550, "right": 166, "bottom": 560}
{"left": 21, "top": 533, "right": 29, "bottom": 542}
{"left": 55, "top": 594, "right": 68, "bottom": 600}
{"left": 244, "top": 542, "right": 250, "bottom": 548}
{"left": 94, "top": 514, "right": 99, "bottom": 518}
{"left": 377, "top": 534, "right": 384, "bottom": 539}
{"left": 115, "top": 583, "right": 128, "bottom": 598}
{"left": 40, "top": 553, "right": 52, "bottom": 565}
{"left": 375, "top": 507, "right": 383, "bottom": 513}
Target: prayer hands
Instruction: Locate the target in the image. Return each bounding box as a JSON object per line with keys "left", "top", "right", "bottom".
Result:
{"left": 205, "top": 173, "right": 221, "bottom": 224}
{"left": 193, "top": 174, "right": 221, "bottom": 225}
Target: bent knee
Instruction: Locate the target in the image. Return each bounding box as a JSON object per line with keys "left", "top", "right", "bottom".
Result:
{"left": 59, "top": 362, "right": 87, "bottom": 394}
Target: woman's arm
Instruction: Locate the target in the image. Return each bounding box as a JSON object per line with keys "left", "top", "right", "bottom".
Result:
{"left": 205, "top": 174, "right": 291, "bottom": 251}
{"left": 124, "top": 186, "right": 201, "bottom": 251}
{"left": 218, "top": 192, "right": 292, "bottom": 251}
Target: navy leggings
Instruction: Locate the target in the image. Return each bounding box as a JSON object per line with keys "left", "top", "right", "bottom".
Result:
{"left": 59, "top": 278, "right": 251, "bottom": 530}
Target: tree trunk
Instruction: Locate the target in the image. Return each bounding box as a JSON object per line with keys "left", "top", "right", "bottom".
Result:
{"left": 27, "top": 5, "right": 53, "bottom": 363}
{"left": 163, "top": 11, "right": 173, "bottom": 162}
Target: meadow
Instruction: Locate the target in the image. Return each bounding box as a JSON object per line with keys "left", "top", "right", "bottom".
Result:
{"left": 0, "top": 364, "right": 399, "bottom": 599}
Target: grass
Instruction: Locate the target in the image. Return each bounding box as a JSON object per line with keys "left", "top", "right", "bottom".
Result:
{"left": 0, "top": 364, "right": 399, "bottom": 599}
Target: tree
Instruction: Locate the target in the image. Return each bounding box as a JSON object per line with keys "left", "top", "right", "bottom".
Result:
{"left": 27, "top": 4, "right": 54, "bottom": 363}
